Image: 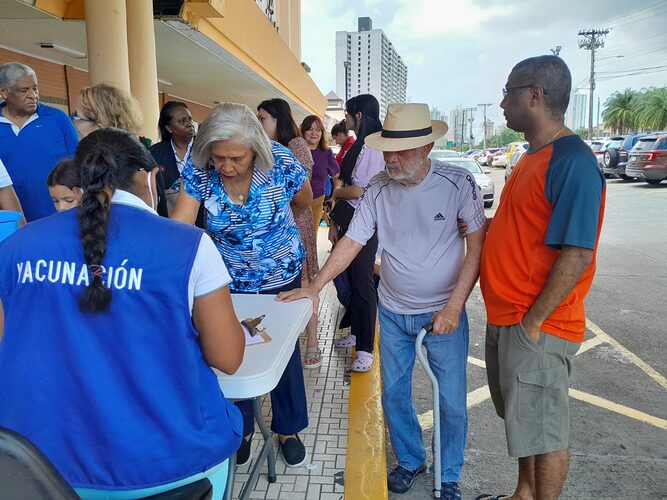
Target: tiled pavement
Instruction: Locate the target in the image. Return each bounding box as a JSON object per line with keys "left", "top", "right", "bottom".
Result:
{"left": 230, "top": 229, "right": 351, "bottom": 500}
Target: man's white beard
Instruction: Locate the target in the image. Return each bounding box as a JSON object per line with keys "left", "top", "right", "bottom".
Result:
{"left": 385, "top": 156, "right": 422, "bottom": 183}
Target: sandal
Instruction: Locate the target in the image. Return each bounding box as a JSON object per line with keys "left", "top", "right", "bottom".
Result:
{"left": 334, "top": 334, "right": 356, "bottom": 348}
{"left": 303, "top": 347, "right": 322, "bottom": 370}
{"left": 351, "top": 351, "right": 373, "bottom": 372}
{"left": 475, "top": 495, "right": 508, "bottom": 500}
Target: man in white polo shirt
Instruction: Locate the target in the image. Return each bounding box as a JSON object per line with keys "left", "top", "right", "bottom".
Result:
{"left": 279, "top": 103, "right": 486, "bottom": 499}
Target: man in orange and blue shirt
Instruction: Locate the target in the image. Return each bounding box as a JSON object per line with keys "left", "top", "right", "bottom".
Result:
{"left": 479, "top": 55, "right": 605, "bottom": 500}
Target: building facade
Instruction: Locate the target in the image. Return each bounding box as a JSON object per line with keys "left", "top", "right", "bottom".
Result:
{"left": 566, "top": 91, "right": 588, "bottom": 132}
{"left": 335, "top": 17, "right": 407, "bottom": 119}
{"left": 449, "top": 107, "right": 464, "bottom": 147}
{"left": 0, "top": 0, "right": 324, "bottom": 141}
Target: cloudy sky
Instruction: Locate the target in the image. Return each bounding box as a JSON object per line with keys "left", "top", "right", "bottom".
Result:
{"left": 301, "top": 0, "right": 667, "bottom": 133}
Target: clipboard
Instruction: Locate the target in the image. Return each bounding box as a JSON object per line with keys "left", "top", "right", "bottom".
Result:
{"left": 241, "top": 315, "right": 272, "bottom": 347}
{"left": 244, "top": 327, "right": 272, "bottom": 346}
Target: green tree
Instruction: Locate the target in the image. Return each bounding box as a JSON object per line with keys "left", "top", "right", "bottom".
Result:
{"left": 574, "top": 127, "right": 589, "bottom": 140}
{"left": 635, "top": 87, "right": 667, "bottom": 130}
{"left": 485, "top": 128, "right": 524, "bottom": 147}
{"left": 603, "top": 89, "right": 638, "bottom": 134}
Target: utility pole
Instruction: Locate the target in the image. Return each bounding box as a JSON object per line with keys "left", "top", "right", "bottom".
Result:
{"left": 477, "top": 103, "right": 492, "bottom": 149}
{"left": 579, "top": 29, "right": 609, "bottom": 140}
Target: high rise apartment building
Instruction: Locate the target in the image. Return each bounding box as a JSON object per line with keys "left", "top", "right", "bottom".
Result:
{"left": 335, "top": 17, "right": 407, "bottom": 118}
{"left": 565, "top": 92, "right": 588, "bottom": 132}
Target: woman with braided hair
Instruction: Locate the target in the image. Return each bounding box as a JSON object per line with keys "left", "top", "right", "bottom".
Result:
{"left": 0, "top": 128, "right": 245, "bottom": 498}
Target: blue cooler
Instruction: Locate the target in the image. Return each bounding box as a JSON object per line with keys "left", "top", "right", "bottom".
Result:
{"left": 0, "top": 210, "right": 23, "bottom": 243}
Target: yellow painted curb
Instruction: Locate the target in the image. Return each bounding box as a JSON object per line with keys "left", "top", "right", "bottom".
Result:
{"left": 344, "top": 323, "right": 388, "bottom": 500}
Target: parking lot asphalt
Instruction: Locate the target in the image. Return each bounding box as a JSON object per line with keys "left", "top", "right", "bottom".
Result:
{"left": 387, "top": 168, "right": 667, "bottom": 500}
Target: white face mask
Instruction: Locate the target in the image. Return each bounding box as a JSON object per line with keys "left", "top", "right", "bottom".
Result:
{"left": 146, "top": 170, "right": 156, "bottom": 211}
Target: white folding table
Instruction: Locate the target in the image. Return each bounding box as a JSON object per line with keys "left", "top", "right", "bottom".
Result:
{"left": 217, "top": 294, "right": 312, "bottom": 500}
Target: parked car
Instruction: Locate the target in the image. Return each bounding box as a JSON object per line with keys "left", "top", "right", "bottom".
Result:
{"left": 601, "top": 136, "right": 625, "bottom": 177}
{"left": 505, "top": 149, "right": 525, "bottom": 181}
{"left": 428, "top": 149, "right": 460, "bottom": 160}
{"left": 491, "top": 148, "right": 509, "bottom": 167}
{"left": 504, "top": 141, "right": 528, "bottom": 165}
{"left": 588, "top": 139, "right": 608, "bottom": 172}
{"left": 603, "top": 133, "right": 649, "bottom": 180}
{"left": 592, "top": 140, "right": 611, "bottom": 172}
{"left": 463, "top": 149, "right": 481, "bottom": 158}
{"left": 471, "top": 150, "right": 485, "bottom": 163}
{"left": 625, "top": 134, "right": 667, "bottom": 185}
{"left": 479, "top": 148, "right": 501, "bottom": 166}
{"left": 442, "top": 158, "right": 495, "bottom": 208}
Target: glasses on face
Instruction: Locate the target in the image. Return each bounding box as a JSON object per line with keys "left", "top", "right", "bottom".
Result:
{"left": 70, "top": 111, "right": 97, "bottom": 124}
{"left": 502, "top": 84, "right": 549, "bottom": 98}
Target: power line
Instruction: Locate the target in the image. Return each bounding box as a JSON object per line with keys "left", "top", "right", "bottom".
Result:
{"left": 596, "top": 1, "right": 667, "bottom": 29}
{"left": 601, "top": 6, "right": 667, "bottom": 30}
{"left": 597, "top": 68, "right": 667, "bottom": 81}
{"left": 597, "top": 46, "right": 667, "bottom": 64}
{"left": 579, "top": 29, "right": 610, "bottom": 140}
{"left": 602, "top": 32, "right": 666, "bottom": 51}
{"left": 597, "top": 64, "right": 667, "bottom": 75}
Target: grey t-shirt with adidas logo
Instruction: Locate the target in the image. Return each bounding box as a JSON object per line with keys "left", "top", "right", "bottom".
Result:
{"left": 346, "top": 160, "right": 486, "bottom": 314}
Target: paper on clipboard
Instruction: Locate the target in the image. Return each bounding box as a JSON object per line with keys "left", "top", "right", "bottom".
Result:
{"left": 244, "top": 327, "right": 272, "bottom": 346}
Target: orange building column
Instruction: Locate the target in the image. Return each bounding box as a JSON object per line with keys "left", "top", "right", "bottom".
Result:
{"left": 126, "top": 0, "right": 160, "bottom": 141}
{"left": 83, "top": 0, "right": 131, "bottom": 92}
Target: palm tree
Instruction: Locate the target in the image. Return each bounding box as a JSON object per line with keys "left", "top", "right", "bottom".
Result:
{"left": 635, "top": 87, "right": 667, "bottom": 130}
{"left": 603, "top": 89, "right": 638, "bottom": 134}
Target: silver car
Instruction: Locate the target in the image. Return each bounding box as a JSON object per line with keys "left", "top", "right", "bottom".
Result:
{"left": 505, "top": 149, "right": 525, "bottom": 181}
{"left": 442, "top": 158, "right": 495, "bottom": 208}
{"left": 428, "top": 149, "right": 460, "bottom": 160}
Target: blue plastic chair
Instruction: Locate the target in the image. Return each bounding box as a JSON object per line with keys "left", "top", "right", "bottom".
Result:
{"left": 0, "top": 210, "right": 22, "bottom": 243}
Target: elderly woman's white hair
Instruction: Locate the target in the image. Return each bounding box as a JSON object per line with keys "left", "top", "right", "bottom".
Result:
{"left": 0, "top": 62, "right": 37, "bottom": 90}
{"left": 192, "top": 103, "right": 274, "bottom": 172}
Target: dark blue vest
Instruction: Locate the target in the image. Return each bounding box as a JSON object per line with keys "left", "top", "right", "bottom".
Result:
{"left": 0, "top": 204, "right": 242, "bottom": 490}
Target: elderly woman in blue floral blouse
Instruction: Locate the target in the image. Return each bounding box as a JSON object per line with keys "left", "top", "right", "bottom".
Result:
{"left": 172, "top": 103, "right": 313, "bottom": 468}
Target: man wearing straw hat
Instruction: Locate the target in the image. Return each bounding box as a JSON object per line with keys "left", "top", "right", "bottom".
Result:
{"left": 279, "top": 103, "right": 486, "bottom": 499}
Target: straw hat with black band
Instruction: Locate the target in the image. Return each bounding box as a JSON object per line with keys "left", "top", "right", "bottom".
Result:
{"left": 365, "top": 103, "right": 449, "bottom": 152}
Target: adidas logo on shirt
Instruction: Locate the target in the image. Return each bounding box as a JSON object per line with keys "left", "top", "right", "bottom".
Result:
{"left": 433, "top": 213, "right": 445, "bottom": 221}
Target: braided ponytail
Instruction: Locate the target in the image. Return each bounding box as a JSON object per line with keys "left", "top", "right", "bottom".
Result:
{"left": 74, "top": 128, "right": 158, "bottom": 313}
{"left": 78, "top": 145, "right": 116, "bottom": 312}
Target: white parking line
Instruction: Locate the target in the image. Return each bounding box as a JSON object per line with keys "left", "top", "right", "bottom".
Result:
{"left": 587, "top": 319, "right": 667, "bottom": 390}
{"left": 570, "top": 389, "right": 667, "bottom": 430}
{"left": 418, "top": 319, "right": 666, "bottom": 431}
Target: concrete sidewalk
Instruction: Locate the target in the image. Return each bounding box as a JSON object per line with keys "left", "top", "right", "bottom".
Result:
{"left": 230, "top": 228, "right": 386, "bottom": 500}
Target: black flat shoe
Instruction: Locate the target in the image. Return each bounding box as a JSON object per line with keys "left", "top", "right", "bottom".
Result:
{"left": 236, "top": 433, "right": 253, "bottom": 466}
{"left": 280, "top": 434, "right": 307, "bottom": 467}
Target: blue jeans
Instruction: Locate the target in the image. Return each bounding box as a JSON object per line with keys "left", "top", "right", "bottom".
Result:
{"left": 379, "top": 303, "right": 469, "bottom": 483}
{"left": 234, "top": 272, "right": 308, "bottom": 436}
